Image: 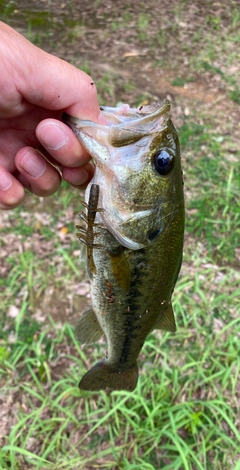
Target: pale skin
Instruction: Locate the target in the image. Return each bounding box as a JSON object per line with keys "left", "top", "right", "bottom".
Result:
{"left": 0, "top": 21, "right": 105, "bottom": 210}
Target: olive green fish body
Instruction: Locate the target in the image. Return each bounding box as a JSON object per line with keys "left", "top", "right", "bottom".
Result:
{"left": 64, "top": 102, "right": 184, "bottom": 391}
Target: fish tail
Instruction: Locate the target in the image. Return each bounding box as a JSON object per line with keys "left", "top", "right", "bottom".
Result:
{"left": 78, "top": 361, "right": 138, "bottom": 392}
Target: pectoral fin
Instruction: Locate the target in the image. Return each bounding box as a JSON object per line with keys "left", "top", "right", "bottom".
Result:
{"left": 154, "top": 302, "right": 176, "bottom": 333}
{"left": 75, "top": 307, "right": 104, "bottom": 344}
{"left": 110, "top": 250, "right": 131, "bottom": 292}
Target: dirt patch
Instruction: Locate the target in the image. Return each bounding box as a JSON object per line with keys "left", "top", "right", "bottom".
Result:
{"left": 0, "top": 2, "right": 239, "bottom": 468}
{"left": 4, "top": 0, "right": 239, "bottom": 148}
{"left": 4, "top": 0, "right": 240, "bottom": 101}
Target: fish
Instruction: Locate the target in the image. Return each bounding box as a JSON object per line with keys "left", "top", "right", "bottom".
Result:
{"left": 63, "top": 100, "right": 184, "bottom": 392}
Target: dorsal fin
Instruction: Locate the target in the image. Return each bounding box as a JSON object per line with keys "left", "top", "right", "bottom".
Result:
{"left": 154, "top": 302, "right": 176, "bottom": 333}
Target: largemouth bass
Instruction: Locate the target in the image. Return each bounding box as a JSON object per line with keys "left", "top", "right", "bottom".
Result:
{"left": 63, "top": 101, "right": 184, "bottom": 392}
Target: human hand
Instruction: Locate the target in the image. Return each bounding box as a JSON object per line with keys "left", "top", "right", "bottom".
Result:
{"left": 0, "top": 21, "right": 104, "bottom": 210}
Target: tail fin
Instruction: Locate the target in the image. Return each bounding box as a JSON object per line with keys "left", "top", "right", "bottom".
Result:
{"left": 78, "top": 361, "right": 138, "bottom": 392}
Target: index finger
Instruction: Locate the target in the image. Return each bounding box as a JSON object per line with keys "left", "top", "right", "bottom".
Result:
{"left": 22, "top": 54, "right": 101, "bottom": 122}
{"left": 1, "top": 22, "right": 102, "bottom": 122}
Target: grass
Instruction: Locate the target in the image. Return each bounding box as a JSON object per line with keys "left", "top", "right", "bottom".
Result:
{"left": 0, "top": 0, "right": 15, "bottom": 22}
{"left": 1, "top": 117, "right": 239, "bottom": 469}
{"left": 1, "top": 1, "right": 240, "bottom": 469}
{"left": 0, "top": 270, "right": 239, "bottom": 469}
{"left": 180, "top": 120, "right": 240, "bottom": 263}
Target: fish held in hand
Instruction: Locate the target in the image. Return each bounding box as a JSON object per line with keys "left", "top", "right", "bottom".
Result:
{"left": 63, "top": 101, "right": 185, "bottom": 392}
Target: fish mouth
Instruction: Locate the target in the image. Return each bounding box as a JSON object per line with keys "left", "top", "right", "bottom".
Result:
{"left": 62, "top": 100, "right": 171, "bottom": 177}
{"left": 100, "top": 100, "right": 170, "bottom": 121}
{"left": 63, "top": 100, "right": 171, "bottom": 148}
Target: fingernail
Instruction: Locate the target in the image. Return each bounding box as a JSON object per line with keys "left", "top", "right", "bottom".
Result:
{"left": 21, "top": 151, "right": 46, "bottom": 178}
{"left": 37, "top": 123, "right": 68, "bottom": 150}
{"left": 0, "top": 170, "right": 12, "bottom": 191}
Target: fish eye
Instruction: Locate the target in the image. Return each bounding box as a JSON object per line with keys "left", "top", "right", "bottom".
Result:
{"left": 153, "top": 149, "right": 174, "bottom": 175}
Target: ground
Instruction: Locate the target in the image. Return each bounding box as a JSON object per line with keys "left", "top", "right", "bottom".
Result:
{"left": 0, "top": 1, "right": 239, "bottom": 469}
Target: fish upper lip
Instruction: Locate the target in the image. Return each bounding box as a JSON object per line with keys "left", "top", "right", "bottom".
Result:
{"left": 62, "top": 100, "right": 171, "bottom": 130}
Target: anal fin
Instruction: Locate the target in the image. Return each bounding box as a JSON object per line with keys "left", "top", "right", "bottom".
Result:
{"left": 75, "top": 307, "right": 104, "bottom": 344}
